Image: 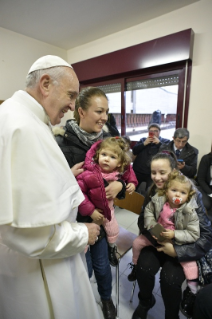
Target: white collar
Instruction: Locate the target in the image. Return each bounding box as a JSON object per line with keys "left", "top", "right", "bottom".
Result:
{"left": 173, "top": 145, "right": 183, "bottom": 152}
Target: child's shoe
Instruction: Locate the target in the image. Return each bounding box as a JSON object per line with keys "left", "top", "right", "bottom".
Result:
{"left": 108, "top": 245, "right": 118, "bottom": 267}
{"left": 128, "top": 263, "right": 137, "bottom": 281}
{"left": 180, "top": 286, "right": 196, "bottom": 318}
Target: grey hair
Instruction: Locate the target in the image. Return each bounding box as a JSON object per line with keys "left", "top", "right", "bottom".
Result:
{"left": 173, "top": 128, "right": 189, "bottom": 140}
{"left": 25, "top": 66, "right": 67, "bottom": 88}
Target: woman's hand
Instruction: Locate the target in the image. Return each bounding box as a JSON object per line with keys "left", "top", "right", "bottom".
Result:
{"left": 90, "top": 209, "right": 105, "bottom": 225}
{"left": 105, "top": 181, "right": 123, "bottom": 200}
{"left": 71, "top": 162, "right": 84, "bottom": 177}
{"left": 126, "top": 183, "right": 136, "bottom": 194}
{"left": 156, "top": 241, "right": 177, "bottom": 257}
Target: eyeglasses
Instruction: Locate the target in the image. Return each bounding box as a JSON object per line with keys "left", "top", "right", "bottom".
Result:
{"left": 149, "top": 130, "right": 159, "bottom": 133}
{"left": 175, "top": 138, "right": 187, "bottom": 145}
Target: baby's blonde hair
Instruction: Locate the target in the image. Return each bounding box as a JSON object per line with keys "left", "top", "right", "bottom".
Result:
{"left": 93, "top": 137, "right": 131, "bottom": 173}
{"left": 158, "top": 170, "right": 196, "bottom": 202}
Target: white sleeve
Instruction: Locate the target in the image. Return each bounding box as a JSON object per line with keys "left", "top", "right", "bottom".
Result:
{"left": 0, "top": 221, "right": 88, "bottom": 259}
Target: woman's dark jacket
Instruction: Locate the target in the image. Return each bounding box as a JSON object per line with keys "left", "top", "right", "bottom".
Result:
{"left": 197, "top": 153, "right": 212, "bottom": 195}
{"left": 54, "top": 120, "right": 126, "bottom": 223}
{"left": 105, "top": 113, "right": 120, "bottom": 137}
{"left": 138, "top": 185, "right": 212, "bottom": 262}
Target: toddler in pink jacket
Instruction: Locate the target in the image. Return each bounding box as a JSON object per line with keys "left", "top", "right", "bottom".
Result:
{"left": 77, "top": 137, "right": 138, "bottom": 266}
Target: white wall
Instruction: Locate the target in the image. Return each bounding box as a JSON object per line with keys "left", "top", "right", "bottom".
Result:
{"left": 67, "top": 0, "right": 212, "bottom": 160}
{"left": 0, "top": 27, "right": 67, "bottom": 100}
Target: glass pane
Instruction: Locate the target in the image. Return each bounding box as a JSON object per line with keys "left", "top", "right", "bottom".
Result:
{"left": 125, "top": 78, "right": 178, "bottom": 141}
{"left": 97, "top": 84, "right": 121, "bottom": 135}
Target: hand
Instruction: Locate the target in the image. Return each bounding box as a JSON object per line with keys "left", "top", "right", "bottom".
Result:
{"left": 161, "top": 229, "right": 175, "bottom": 239}
{"left": 85, "top": 223, "right": 100, "bottom": 245}
{"left": 177, "top": 161, "right": 185, "bottom": 170}
{"left": 126, "top": 183, "right": 136, "bottom": 194}
{"left": 152, "top": 136, "right": 160, "bottom": 144}
{"left": 156, "top": 241, "right": 177, "bottom": 257}
{"left": 71, "top": 162, "right": 84, "bottom": 177}
{"left": 144, "top": 137, "right": 153, "bottom": 146}
{"left": 90, "top": 209, "right": 105, "bottom": 225}
{"left": 105, "top": 181, "right": 123, "bottom": 200}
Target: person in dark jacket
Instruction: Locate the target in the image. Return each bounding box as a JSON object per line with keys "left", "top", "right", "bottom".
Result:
{"left": 160, "top": 128, "right": 198, "bottom": 179}
{"left": 104, "top": 113, "right": 120, "bottom": 137}
{"left": 133, "top": 123, "right": 170, "bottom": 192}
{"left": 132, "top": 151, "right": 212, "bottom": 319}
{"left": 193, "top": 283, "right": 212, "bottom": 319}
{"left": 55, "top": 87, "right": 126, "bottom": 319}
{"left": 197, "top": 147, "right": 212, "bottom": 217}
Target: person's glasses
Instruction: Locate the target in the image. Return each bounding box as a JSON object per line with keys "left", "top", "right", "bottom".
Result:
{"left": 149, "top": 130, "right": 159, "bottom": 133}
{"left": 175, "top": 139, "right": 187, "bottom": 145}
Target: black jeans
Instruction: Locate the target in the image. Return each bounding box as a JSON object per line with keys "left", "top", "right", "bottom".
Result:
{"left": 136, "top": 246, "right": 185, "bottom": 319}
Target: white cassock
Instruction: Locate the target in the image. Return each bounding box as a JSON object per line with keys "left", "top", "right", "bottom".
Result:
{"left": 0, "top": 91, "right": 100, "bottom": 319}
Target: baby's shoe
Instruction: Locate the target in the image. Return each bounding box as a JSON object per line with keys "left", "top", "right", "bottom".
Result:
{"left": 128, "top": 263, "right": 137, "bottom": 281}
{"left": 108, "top": 245, "right": 118, "bottom": 266}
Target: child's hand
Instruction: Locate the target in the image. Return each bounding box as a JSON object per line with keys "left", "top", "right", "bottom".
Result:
{"left": 91, "top": 209, "right": 105, "bottom": 225}
{"left": 161, "top": 229, "right": 175, "bottom": 239}
{"left": 126, "top": 183, "right": 136, "bottom": 194}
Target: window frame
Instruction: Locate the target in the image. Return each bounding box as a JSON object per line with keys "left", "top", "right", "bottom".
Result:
{"left": 73, "top": 29, "right": 193, "bottom": 140}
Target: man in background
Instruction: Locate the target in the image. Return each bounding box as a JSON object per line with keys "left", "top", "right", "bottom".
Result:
{"left": 104, "top": 113, "right": 120, "bottom": 136}
{"left": 160, "top": 128, "right": 198, "bottom": 179}
{"left": 133, "top": 123, "right": 170, "bottom": 193}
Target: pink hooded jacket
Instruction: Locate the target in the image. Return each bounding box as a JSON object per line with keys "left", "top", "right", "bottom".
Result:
{"left": 76, "top": 140, "right": 138, "bottom": 221}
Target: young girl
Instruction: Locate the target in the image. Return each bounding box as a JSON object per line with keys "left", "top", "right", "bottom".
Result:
{"left": 128, "top": 170, "right": 200, "bottom": 296}
{"left": 76, "top": 137, "right": 138, "bottom": 266}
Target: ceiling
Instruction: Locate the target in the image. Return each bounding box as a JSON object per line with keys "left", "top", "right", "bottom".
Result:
{"left": 0, "top": 0, "right": 199, "bottom": 50}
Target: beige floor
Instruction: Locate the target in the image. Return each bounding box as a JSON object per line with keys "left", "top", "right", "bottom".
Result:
{"left": 91, "top": 206, "right": 187, "bottom": 319}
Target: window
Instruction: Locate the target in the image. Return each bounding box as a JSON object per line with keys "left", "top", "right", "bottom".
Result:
{"left": 96, "top": 83, "right": 121, "bottom": 135}
{"left": 125, "top": 74, "right": 179, "bottom": 141}
{"left": 74, "top": 29, "right": 194, "bottom": 143}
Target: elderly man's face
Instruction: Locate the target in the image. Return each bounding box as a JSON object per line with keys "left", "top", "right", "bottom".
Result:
{"left": 46, "top": 68, "right": 79, "bottom": 125}
{"left": 173, "top": 136, "right": 188, "bottom": 150}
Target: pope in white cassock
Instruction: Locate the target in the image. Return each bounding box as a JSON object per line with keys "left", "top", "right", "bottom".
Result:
{"left": 0, "top": 56, "right": 101, "bottom": 319}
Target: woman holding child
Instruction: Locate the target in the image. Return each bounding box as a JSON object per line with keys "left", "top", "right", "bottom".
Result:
{"left": 55, "top": 87, "right": 125, "bottom": 319}
{"left": 132, "top": 151, "right": 212, "bottom": 319}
